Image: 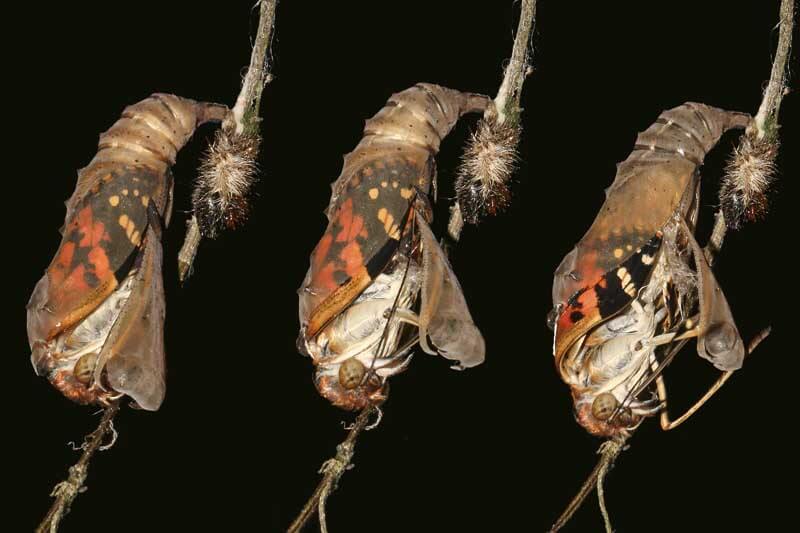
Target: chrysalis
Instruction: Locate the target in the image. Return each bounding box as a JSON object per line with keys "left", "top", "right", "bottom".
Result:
{"left": 297, "top": 84, "right": 489, "bottom": 410}
{"left": 548, "top": 103, "right": 751, "bottom": 436}
{"left": 27, "top": 94, "right": 228, "bottom": 410}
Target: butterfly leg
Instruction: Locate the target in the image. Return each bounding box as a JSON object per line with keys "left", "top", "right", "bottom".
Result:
{"left": 390, "top": 307, "right": 420, "bottom": 327}
{"left": 375, "top": 350, "right": 415, "bottom": 378}
{"left": 656, "top": 370, "right": 735, "bottom": 431}
{"left": 655, "top": 327, "right": 770, "bottom": 431}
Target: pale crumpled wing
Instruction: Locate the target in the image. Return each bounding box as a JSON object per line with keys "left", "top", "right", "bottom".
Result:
{"left": 681, "top": 219, "right": 745, "bottom": 371}
{"left": 416, "top": 212, "right": 485, "bottom": 369}
{"left": 96, "top": 225, "right": 167, "bottom": 410}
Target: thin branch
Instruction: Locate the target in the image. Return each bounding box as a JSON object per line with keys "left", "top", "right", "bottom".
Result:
{"left": 704, "top": 211, "right": 728, "bottom": 265}
{"left": 752, "top": 0, "right": 794, "bottom": 142}
{"left": 36, "top": 401, "right": 121, "bottom": 533}
{"left": 551, "top": 4, "right": 793, "bottom": 528}
{"left": 230, "top": 0, "right": 277, "bottom": 136}
{"left": 596, "top": 445, "right": 615, "bottom": 533}
{"left": 177, "top": 215, "right": 202, "bottom": 281}
{"left": 550, "top": 437, "right": 625, "bottom": 532}
{"left": 716, "top": 0, "right": 794, "bottom": 240}
{"left": 178, "top": 0, "right": 277, "bottom": 282}
{"left": 493, "top": 0, "right": 537, "bottom": 126}
{"left": 449, "top": 0, "right": 536, "bottom": 240}
{"left": 287, "top": 404, "right": 378, "bottom": 533}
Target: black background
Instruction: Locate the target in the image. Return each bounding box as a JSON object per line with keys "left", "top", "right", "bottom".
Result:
{"left": 8, "top": 1, "right": 797, "bottom": 531}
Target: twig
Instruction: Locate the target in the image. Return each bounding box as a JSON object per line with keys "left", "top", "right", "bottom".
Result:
{"left": 178, "top": 0, "right": 277, "bottom": 281}
{"left": 550, "top": 437, "right": 625, "bottom": 532}
{"left": 551, "top": 3, "right": 793, "bottom": 528}
{"left": 714, "top": 0, "right": 794, "bottom": 247}
{"left": 287, "top": 404, "right": 378, "bottom": 533}
{"left": 752, "top": 0, "right": 794, "bottom": 143}
{"left": 177, "top": 215, "right": 202, "bottom": 281}
{"left": 704, "top": 211, "right": 728, "bottom": 265}
{"left": 493, "top": 0, "right": 537, "bottom": 127}
{"left": 596, "top": 445, "right": 615, "bottom": 533}
{"left": 449, "top": 0, "right": 536, "bottom": 240}
{"left": 36, "top": 401, "right": 121, "bottom": 533}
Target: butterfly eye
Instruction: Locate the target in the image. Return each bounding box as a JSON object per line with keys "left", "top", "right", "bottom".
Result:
{"left": 591, "top": 393, "right": 619, "bottom": 421}
{"left": 338, "top": 358, "right": 366, "bottom": 390}
{"left": 74, "top": 352, "right": 99, "bottom": 385}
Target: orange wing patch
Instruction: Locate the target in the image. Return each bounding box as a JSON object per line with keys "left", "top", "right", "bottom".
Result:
{"left": 44, "top": 206, "right": 117, "bottom": 338}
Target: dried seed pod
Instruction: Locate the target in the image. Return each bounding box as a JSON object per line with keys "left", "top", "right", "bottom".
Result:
{"left": 549, "top": 102, "right": 751, "bottom": 437}
{"left": 297, "top": 84, "right": 490, "bottom": 410}
{"left": 27, "top": 94, "right": 228, "bottom": 410}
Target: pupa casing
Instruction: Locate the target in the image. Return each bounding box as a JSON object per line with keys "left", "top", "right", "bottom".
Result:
{"left": 551, "top": 103, "right": 750, "bottom": 436}
{"left": 298, "top": 84, "right": 489, "bottom": 409}
{"left": 27, "top": 94, "right": 227, "bottom": 410}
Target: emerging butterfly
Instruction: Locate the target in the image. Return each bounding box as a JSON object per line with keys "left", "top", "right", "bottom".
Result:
{"left": 27, "top": 94, "right": 228, "bottom": 410}
{"left": 297, "top": 84, "right": 489, "bottom": 410}
{"left": 549, "top": 103, "right": 755, "bottom": 437}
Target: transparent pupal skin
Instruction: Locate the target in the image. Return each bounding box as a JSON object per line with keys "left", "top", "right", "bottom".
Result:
{"left": 415, "top": 212, "right": 485, "bottom": 370}
{"left": 29, "top": 265, "right": 137, "bottom": 406}
{"left": 551, "top": 103, "right": 751, "bottom": 437}
{"left": 27, "top": 94, "right": 228, "bottom": 410}
{"left": 297, "top": 84, "right": 490, "bottom": 410}
{"left": 28, "top": 225, "right": 167, "bottom": 411}
{"left": 551, "top": 103, "right": 750, "bottom": 364}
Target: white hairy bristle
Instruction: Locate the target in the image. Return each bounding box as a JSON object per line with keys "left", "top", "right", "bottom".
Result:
{"left": 721, "top": 135, "right": 777, "bottom": 228}
{"left": 455, "top": 118, "right": 520, "bottom": 225}
{"left": 193, "top": 130, "right": 260, "bottom": 237}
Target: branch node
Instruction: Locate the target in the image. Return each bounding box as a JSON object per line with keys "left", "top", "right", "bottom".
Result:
{"left": 287, "top": 404, "right": 378, "bottom": 532}
{"left": 449, "top": 0, "right": 535, "bottom": 237}
{"left": 179, "top": 0, "right": 276, "bottom": 280}
{"left": 37, "top": 401, "right": 120, "bottom": 533}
